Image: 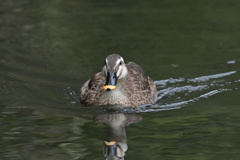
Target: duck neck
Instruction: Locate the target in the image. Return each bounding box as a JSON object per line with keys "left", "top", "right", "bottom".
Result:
{"left": 116, "top": 76, "right": 127, "bottom": 90}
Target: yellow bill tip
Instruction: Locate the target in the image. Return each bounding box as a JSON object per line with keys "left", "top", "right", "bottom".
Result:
{"left": 104, "top": 85, "right": 116, "bottom": 90}
{"left": 104, "top": 141, "right": 116, "bottom": 146}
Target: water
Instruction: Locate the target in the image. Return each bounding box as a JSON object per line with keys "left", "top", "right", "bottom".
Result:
{"left": 1, "top": 0, "right": 240, "bottom": 159}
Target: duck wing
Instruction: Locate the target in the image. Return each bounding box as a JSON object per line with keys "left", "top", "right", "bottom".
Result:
{"left": 125, "top": 62, "right": 157, "bottom": 107}
{"left": 80, "top": 70, "right": 106, "bottom": 105}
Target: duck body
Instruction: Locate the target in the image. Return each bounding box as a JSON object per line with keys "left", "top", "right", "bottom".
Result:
{"left": 80, "top": 54, "right": 157, "bottom": 107}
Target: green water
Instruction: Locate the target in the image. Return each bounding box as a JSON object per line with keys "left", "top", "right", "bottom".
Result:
{"left": 0, "top": 0, "right": 240, "bottom": 159}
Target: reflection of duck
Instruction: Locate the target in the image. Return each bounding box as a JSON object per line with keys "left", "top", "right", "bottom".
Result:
{"left": 80, "top": 54, "right": 157, "bottom": 107}
{"left": 94, "top": 113, "right": 142, "bottom": 160}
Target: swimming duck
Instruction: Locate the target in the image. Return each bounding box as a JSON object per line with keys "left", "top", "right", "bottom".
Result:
{"left": 80, "top": 54, "right": 157, "bottom": 107}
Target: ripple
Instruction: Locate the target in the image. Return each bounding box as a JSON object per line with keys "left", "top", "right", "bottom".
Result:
{"left": 65, "top": 70, "right": 238, "bottom": 113}
{"left": 187, "top": 71, "right": 236, "bottom": 83}
{"left": 154, "top": 78, "right": 185, "bottom": 86}
{"left": 227, "top": 60, "right": 236, "bottom": 64}
{"left": 131, "top": 70, "right": 237, "bottom": 113}
{"left": 63, "top": 86, "right": 80, "bottom": 106}
{"left": 157, "top": 85, "right": 208, "bottom": 100}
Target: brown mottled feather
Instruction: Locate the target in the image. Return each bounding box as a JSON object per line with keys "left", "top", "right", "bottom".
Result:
{"left": 80, "top": 71, "right": 106, "bottom": 106}
{"left": 125, "top": 62, "right": 157, "bottom": 107}
{"left": 80, "top": 62, "right": 157, "bottom": 107}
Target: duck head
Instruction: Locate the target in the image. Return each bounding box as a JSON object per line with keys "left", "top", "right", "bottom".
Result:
{"left": 103, "top": 54, "right": 128, "bottom": 91}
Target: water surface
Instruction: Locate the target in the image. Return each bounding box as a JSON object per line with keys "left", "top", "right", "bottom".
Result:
{"left": 0, "top": 0, "right": 240, "bottom": 159}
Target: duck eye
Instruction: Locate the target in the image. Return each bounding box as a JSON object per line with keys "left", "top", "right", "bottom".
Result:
{"left": 119, "top": 61, "right": 122, "bottom": 65}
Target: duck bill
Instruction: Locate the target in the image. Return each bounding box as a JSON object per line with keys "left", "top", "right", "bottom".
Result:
{"left": 104, "top": 141, "right": 117, "bottom": 157}
{"left": 104, "top": 71, "right": 118, "bottom": 91}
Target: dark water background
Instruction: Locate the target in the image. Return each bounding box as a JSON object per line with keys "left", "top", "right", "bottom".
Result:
{"left": 1, "top": 0, "right": 240, "bottom": 159}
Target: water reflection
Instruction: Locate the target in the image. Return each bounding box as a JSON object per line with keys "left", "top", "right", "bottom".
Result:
{"left": 94, "top": 113, "right": 142, "bottom": 160}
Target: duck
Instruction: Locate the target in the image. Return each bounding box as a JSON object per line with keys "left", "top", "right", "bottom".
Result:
{"left": 80, "top": 54, "right": 157, "bottom": 107}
